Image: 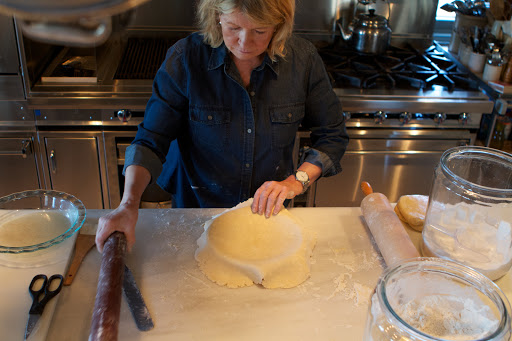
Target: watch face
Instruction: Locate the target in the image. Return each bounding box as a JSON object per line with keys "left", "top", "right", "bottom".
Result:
{"left": 296, "top": 171, "right": 308, "bottom": 182}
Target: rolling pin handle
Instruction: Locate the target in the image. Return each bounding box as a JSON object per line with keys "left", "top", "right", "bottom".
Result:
{"left": 360, "top": 181, "right": 374, "bottom": 196}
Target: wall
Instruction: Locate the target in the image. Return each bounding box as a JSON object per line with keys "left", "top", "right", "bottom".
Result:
{"left": 127, "top": 0, "right": 439, "bottom": 42}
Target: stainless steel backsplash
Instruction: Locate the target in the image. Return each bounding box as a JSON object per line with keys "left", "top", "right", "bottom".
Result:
{"left": 127, "top": 0, "right": 439, "bottom": 44}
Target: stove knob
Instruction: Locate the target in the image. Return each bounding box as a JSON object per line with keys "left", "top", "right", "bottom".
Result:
{"left": 117, "top": 109, "right": 132, "bottom": 123}
{"left": 343, "top": 112, "right": 351, "bottom": 121}
{"left": 458, "top": 113, "right": 470, "bottom": 125}
{"left": 434, "top": 112, "right": 446, "bottom": 124}
{"left": 399, "top": 112, "right": 412, "bottom": 124}
{"left": 373, "top": 111, "right": 387, "bottom": 124}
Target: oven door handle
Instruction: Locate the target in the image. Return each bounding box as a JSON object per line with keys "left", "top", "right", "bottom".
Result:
{"left": 0, "top": 140, "right": 32, "bottom": 158}
{"left": 345, "top": 150, "right": 442, "bottom": 155}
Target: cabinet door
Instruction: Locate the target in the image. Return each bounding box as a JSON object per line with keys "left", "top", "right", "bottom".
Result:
{"left": 45, "top": 137, "right": 104, "bottom": 208}
{"left": 0, "top": 138, "right": 39, "bottom": 197}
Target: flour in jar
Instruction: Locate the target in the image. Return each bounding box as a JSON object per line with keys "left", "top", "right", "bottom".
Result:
{"left": 0, "top": 210, "right": 71, "bottom": 246}
{"left": 422, "top": 201, "right": 512, "bottom": 280}
{"left": 395, "top": 294, "right": 499, "bottom": 339}
{"left": 367, "top": 271, "right": 504, "bottom": 341}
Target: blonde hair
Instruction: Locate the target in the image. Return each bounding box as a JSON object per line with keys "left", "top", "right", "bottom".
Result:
{"left": 197, "top": 0, "right": 295, "bottom": 60}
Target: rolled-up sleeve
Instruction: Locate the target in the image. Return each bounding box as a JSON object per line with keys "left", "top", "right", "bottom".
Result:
{"left": 302, "top": 147, "right": 338, "bottom": 177}
{"left": 123, "top": 144, "right": 163, "bottom": 183}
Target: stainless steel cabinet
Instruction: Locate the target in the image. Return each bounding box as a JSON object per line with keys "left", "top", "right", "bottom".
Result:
{"left": 313, "top": 130, "right": 471, "bottom": 207}
{"left": 39, "top": 132, "right": 108, "bottom": 209}
{"left": 0, "top": 136, "right": 40, "bottom": 197}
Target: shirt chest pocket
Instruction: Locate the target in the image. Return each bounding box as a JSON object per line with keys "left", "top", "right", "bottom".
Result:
{"left": 270, "top": 104, "right": 305, "bottom": 149}
{"left": 189, "top": 107, "right": 231, "bottom": 152}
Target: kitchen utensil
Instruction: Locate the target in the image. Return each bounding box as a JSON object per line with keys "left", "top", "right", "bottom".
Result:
{"left": 454, "top": 0, "right": 470, "bottom": 15}
{"left": 468, "top": 51, "right": 486, "bottom": 73}
{"left": 364, "top": 258, "right": 512, "bottom": 340}
{"left": 123, "top": 265, "right": 154, "bottom": 331}
{"left": 0, "top": 0, "right": 149, "bottom": 47}
{"left": 338, "top": 8, "right": 392, "bottom": 54}
{"left": 0, "top": 190, "right": 86, "bottom": 254}
{"left": 89, "top": 232, "right": 126, "bottom": 341}
{"left": 63, "top": 234, "right": 96, "bottom": 285}
{"left": 360, "top": 182, "right": 420, "bottom": 266}
{"left": 441, "top": 3, "right": 457, "bottom": 12}
{"left": 24, "top": 274, "right": 64, "bottom": 340}
{"left": 421, "top": 146, "right": 512, "bottom": 280}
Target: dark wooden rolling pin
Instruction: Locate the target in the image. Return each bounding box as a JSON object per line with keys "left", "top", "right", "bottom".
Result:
{"left": 360, "top": 181, "right": 420, "bottom": 266}
{"left": 89, "top": 232, "right": 127, "bottom": 341}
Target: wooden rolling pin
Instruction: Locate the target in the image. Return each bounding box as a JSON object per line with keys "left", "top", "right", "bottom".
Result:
{"left": 89, "top": 232, "right": 127, "bottom": 341}
{"left": 360, "top": 182, "right": 420, "bottom": 266}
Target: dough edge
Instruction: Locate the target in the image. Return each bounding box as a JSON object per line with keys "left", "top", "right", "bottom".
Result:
{"left": 395, "top": 195, "right": 429, "bottom": 231}
{"left": 194, "top": 199, "right": 316, "bottom": 289}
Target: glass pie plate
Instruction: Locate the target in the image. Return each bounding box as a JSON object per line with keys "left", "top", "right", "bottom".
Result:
{"left": 0, "top": 190, "right": 86, "bottom": 267}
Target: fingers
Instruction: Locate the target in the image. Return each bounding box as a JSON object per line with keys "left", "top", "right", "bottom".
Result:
{"left": 95, "top": 216, "right": 111, "bottom": 253}
{"left": 95, "top": 210, "right": 137, "bottom": 253}
{"left": 270, "top": 190, "right": 290, "bottom": 216}
{"left": 253, "top": 181, "right": 297, "bottom": 218}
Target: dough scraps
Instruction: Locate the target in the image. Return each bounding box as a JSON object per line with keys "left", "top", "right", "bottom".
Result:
{"left": 194, "top": 200, "right": 316, "bottom": 289}
{"left": 394, "top": 195, "right": 429, "bottom": 231}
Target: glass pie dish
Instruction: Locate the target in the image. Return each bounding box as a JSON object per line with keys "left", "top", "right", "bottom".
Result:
{"left": 0, "top": 190, "right": 86, "bottom": 265}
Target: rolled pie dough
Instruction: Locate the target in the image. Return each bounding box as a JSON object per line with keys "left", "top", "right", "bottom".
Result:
{"left": 194, "top": 200, "right": 316, "bottom": 288}
{"left": 394, "top": 194, "right": 429, "bottom": 231}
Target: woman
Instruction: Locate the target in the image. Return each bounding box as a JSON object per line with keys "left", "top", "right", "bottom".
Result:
{"left": 96, "top": 0, "right": 349, "bottom": 252}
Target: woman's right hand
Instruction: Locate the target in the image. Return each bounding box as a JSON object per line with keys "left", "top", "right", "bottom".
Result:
{"left": 95, "top": 202, "right": 139, "bottom": 253}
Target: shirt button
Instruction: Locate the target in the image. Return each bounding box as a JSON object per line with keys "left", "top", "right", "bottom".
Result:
{"left": 207, "top": 115, "right": 213, "bottom": 120}
{"left": 250, "top": 91, "right": 256, "bottom": 96}
{"left": 247, "top": 129, "right": 252, "bottom": 134}
{"left": 245, "top": 163, "right": 250, "bottom": 168}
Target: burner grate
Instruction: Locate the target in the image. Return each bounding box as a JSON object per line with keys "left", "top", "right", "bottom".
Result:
{"left": 115, "top": 38, "right": 179, "bottom": 80}
{"left": 319, "top": 43, "right": 478, "bottom": 92}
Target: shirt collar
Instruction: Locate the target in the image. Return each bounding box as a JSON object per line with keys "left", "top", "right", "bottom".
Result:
{"left": 208, "top": 43, "right": 279, "bottom": 76}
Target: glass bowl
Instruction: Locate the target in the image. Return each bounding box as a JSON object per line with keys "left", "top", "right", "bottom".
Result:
{"left": 364, "top": 257, "right": 511, "bottom": 341}
{"left": 0, "top": 190, "right": 86, "bottom": 254}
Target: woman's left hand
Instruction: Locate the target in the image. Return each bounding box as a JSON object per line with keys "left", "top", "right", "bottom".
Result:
{"left": 251, "top": 177, "right": 303, "bottom": 218}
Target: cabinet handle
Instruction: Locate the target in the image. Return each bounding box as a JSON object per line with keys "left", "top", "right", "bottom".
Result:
{"left": 0, "top": 140, "right": 31, "bottom": 158}
{"left": 50, "top": 150, "right": 57, "bottom": 173}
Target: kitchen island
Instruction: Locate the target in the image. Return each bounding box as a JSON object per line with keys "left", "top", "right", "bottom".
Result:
{"left": 45, "top": 207, "right": 512, "bottom": 340}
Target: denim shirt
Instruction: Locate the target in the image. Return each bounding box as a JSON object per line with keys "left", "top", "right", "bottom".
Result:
{"left": 125, "top": 32, "right": 349, "bottom": 208}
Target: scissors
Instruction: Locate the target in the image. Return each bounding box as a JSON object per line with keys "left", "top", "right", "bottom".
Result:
{"left": 24, "top": 274, "right": 63, "bottom": 340}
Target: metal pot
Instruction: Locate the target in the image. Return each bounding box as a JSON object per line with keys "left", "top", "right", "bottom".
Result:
{"left": 339, "top": 9, "right": 392, "bottom": 54}
{"left": 0, "top": 0, "right": 149, "bottom": 47}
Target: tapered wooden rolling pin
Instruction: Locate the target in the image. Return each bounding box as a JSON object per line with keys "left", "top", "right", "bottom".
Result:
{"left": 360, "top": 182, "right": 420, "bottom": 266}
{"left": 89, "top": 232, "right": 127, "bottom": 341}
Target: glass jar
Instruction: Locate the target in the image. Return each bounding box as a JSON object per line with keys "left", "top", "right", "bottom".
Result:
{"left": 421, "top": 146, "right": 512, "bottom": 280}
{"left": 364, "top": 258, "right": 511, "bottom": 341}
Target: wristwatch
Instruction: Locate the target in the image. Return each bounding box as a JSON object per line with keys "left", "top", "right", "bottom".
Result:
{"left": 295, "top": 170, "right": 310, "bottom": 194}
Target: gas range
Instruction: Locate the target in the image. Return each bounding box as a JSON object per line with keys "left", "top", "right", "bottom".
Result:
{"left": 317, "top": 41, "right": 495, "bottom": 130}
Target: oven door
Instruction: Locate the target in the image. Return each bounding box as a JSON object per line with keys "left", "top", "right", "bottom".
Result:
{"left": 313, "top": 129, "right": 471, "bottom": 207}
{"left": 104, "top": 129, "right": 173, "bottom": 209}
